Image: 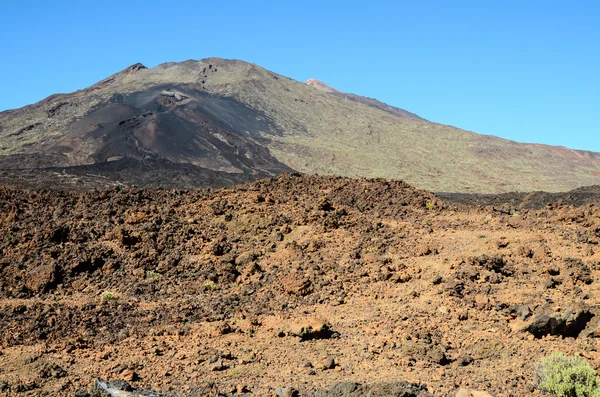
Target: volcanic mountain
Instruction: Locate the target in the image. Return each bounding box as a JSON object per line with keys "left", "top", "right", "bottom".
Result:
{"left": 1, "top": 58, "right": 599, "bottom": 192}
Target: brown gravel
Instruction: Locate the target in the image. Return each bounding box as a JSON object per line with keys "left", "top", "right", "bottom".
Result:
{"left": 1, "top": 174, "right": 600, "bottom": 396}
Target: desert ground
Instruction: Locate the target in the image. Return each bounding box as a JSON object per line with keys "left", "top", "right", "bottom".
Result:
{"left": 1, "top": 174, "right": 600, "bottom": 396}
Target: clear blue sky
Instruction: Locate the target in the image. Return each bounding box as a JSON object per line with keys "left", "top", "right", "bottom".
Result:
{"left": 1, "top": 1, "right": 599, "bottom": 151}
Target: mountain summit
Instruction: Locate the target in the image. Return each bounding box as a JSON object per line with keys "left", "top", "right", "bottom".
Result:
{"left": 1, "top": 57, "right": 599, "bottom": 193}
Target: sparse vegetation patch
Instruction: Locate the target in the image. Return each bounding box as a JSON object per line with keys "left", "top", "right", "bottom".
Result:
{"left": 536, "top": 353, "right": 600, "bottom": 397}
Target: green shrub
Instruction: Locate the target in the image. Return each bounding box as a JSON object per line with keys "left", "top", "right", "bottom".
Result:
{"left": 536, "top": 353, "right": 600, "bottom": 397}
{"left": 100, "top": 291, "right": 118, "bottom": 303}
{"left": 146, "top": 270, "right": 161, "bottom": 282}
{"left": 203, "top": 280, "right": 216, "bottom": 291}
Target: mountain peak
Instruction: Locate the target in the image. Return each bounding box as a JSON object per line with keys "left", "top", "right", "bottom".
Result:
{"left": 306, "top": 78, "right": 341, "bottom": 93}
{"left": 92, "top": 62, "right": 147, "bottom": 90}
{"left": 123, "top": 62, "right": 147, "bottom": 74}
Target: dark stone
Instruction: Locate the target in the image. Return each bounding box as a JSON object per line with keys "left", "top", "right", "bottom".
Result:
{"left": 510, "top": 304, "right": 531, "bottom": 320}
{"left": 323, "top": 356, "right": 336, "bottom": 370}
{"left": 49, "top": 225, "right": 70, "bottom": 243}
{"left": 401, "top": 341, "right": 450, "bottom": 366}
{"left": 443, "top": 279, "right": 464, "bottom": 297}
{"left": 25, "top": 263, "right": 60, "bottom": 293}
{"left": 275, "top": 387, "right": 299, "bottom": 397}
{"left": 524, "top": 303, "right": 594, "bottom": 338}
{"left": 210, "top": 359, "right": 228, "bottom": 371}
{"left": 235, "top": 251, "right": 257, "bottom": 266}
{"left": 457, "top": 355, "right": 474, "bottom": 366}
{"left": 38, "top": 362, "right": 67, "bottom": 379}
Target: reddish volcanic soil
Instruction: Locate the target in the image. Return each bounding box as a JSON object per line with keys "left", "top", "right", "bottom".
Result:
{"left": 1, "top": 174, "right": 600, "bottom": 396}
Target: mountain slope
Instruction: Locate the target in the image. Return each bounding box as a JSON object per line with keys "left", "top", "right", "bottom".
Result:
{"left": 306, "top": 78, "right": 424, "bottom": 119}
{"left": 1, "top": 58, "right": 599, "bottom": 193}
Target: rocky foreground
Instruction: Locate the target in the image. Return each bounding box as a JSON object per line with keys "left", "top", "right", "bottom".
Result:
{"left": 1, "top": 174, "right": 600, "bottom": 396}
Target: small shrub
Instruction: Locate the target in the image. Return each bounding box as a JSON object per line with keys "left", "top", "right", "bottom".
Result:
{"left": 100, "top": 291, "right": 118, "bottom": 303}
{"left": 203, "top": 280, "right": 216, "bottom": 291}
{"left": 536, "top": 352, "right": 600, "bottom": 397}
{"left": 425, "top": 200, "right": 435, "bottom": 209}
{"left": 146, "top": 270, "right": 161, "bottom": 282}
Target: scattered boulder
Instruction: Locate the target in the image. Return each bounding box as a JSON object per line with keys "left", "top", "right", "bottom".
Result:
{"left": 281, "top": 318, "right": 337, "bottom": 341}
{"left": 322, "top": 356, "right": 336, "bottom": 370}
{"left": 400, "top": 340, "right": 450, "bottom": 365}
{"left": 282, "top": 272, "right": 313, "bottom": 296}
{"left": 235, "top": 251, "right": 257, "bottom": 266}
{"left": 456, "top": 355, "right": 474, "bottom": 367}
{"left": 299, "top": 361, "right": 313, "bottom": 368}
{"left": 275, "top": 386, "right": 299, "bottom": 397}
{"left": 25, "top": 263, "right": 60, "bottom": 294}
{"left": 444, "top": 279, "right": 465, "bottom": 297}
{"left": 210, "top": 358, "right": 228, "bottom": 371}
{"left": 454, "top": 255, "right": 512, "bottom": 283}
{"left": 316, "top": 382, "right": 359, "bottom": 396}
{"left": 509, "top": 304, "right": 531, "bottom": 320}
{"left": 317, "top": 198, "right": 334, "bottom": 212}
{"left": 563, "top": 258, "right": 593, "bottom": 285}
{"left": 210, "top": 322, "right": 233, "bottom": 337}
{"left": 38, "top": 362, "right": 67, "bottom": 379}
{"left": 415, "top": 243, "right": 435, "bottom": 256}
{"left": 120, "top": 368, "right": 139, "bottom": 382}
{"left": 575, "top": 315, "right": 600, "bottom": 338}
{"left": 523, "top": 303, "right": 594, "bottom": 338}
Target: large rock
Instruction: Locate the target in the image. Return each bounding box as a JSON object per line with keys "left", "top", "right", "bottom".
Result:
{"left": 400, "top": 340, "right": 450, "bottom": 365}
{"left": 282, "top": 271, "right": 313, "bottom": 296}
{"left": 25, "top": 263, "right": 59, "bottom": 293}
{"left": 523, "top": 303, "right": 594, "bottom": 338}
{"left": 235, "top": 251, "right": 257, "bottom": 266}
{"left": 279, "top": 318, "right": 337, "bottom": 341}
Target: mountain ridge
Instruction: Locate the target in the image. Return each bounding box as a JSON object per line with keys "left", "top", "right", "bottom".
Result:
{"left": 305, "top": 77, "right": 424, "bottom": 120}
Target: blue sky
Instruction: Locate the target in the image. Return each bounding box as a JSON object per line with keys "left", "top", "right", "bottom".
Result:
{"left": 1, "top": 0, "right": 599, "bottom": 151}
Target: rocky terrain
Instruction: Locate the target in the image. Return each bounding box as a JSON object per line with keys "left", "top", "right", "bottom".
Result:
{"left": 2, "top": 173, "right": 600, "bottom": 396}
{"left": 1, "top": 58, "right": 600, "bottom": 193}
